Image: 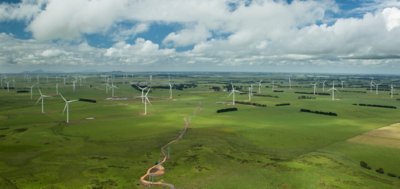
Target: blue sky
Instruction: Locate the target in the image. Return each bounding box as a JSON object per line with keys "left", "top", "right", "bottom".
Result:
{"left": 1, "top": 0, "right": 400, "bottom": 74}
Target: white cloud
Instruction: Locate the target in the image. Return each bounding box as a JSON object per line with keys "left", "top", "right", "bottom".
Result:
{"left": 382, "top": 7, "right": 400, "bottom": 31}
{"left": 0, "top": 0, "right": 46, "bottom": 21}
{"left": 40, "top": 49, "right": 67, "bottom": 57}
{"left": 163, "top": 24, "right": 211, "bottom": 47}
{"left": 2, "top": 0, "right": 400, "bottom": 73}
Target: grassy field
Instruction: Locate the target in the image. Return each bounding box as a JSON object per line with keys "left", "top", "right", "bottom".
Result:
{"left": 0, "top": 73, "right": 399, "bottom": 188}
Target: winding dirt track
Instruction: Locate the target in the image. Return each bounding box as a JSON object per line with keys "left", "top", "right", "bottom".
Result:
{"left": 139, "top": 117, "right": 191, "bottom": 189}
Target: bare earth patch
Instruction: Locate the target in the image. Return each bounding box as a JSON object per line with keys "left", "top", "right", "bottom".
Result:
{"left": 348, "top": 123, "right": 400, "bottom": 149}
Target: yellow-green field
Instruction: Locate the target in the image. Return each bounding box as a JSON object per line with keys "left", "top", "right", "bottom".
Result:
{"left": 0, "top": 73, "right": 399, "bottom": 189}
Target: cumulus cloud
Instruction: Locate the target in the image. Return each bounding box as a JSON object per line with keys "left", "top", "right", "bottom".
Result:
{"left": 1, "top": 0, "right": 400, "bottom": 73}
{"left": 0, "top": 0, "right": 46, "bottom": 21}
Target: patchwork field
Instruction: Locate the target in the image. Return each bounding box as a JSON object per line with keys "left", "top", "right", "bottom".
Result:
{"left": 0, "top": 73, "right": 399, "bottom": 189}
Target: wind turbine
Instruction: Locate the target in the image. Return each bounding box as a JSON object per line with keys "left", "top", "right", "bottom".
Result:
{"left": 248, "top": 86, "right": 252, "bottom": 101}
{"left": 168, "top": 81, "right": 173, "bottom": 99}
{"left": 250, "top": 84, "right": 254, "bottom": 96}
{"left": 60, "top": 93, "right": 78, "bottom": 124}
{"left": 288, "top": 77, "right": 292, "bottom": 90}
{"left": 341, "top": 81, "right": 344, "bottom": 89}
{"left": 136, "top": 84, "right": 148, "bottom": 103}
{"left": 257, "top": 80, "right": 262, "bottom": 94}
{"left": 56, "top": 83, "right": 59, "bottom": 95}
{"left": 72, "top": 80, "right": 76, "bottom": 93}
{"left": 370, "top": 80, "right": 375, "bottom": 93}
{"left": 36, "top": 89, "right": 50, "bottom": 113}
{"left": 311, "top": 83, "right": 318, "bottom": 95}
{"left": 110, "top": 82, "right": 118, "bottom": 97}
{"left": 228, "top": 83, "right": 241, "bottom": 105}
{"left": 327, "top": 81, "right": 338, "bottom": 101}
{"left": 322, "top": 80, "right": 326, "bottom": 92}
{"left": 29, "top": 84, "right": 36, "bottom": 100}
{"left": 143, "top": 88, "right": 151, "bottom": 115}
{"left": 375, "top": 83, "right": 380, "bottom": 95}
{"left": 390, "top": 84, "right": 395, "bottom": 98}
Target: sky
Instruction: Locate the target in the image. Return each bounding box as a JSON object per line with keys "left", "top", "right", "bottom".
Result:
{"left": 1, "top": 0, "right": 400, "bottom": 74}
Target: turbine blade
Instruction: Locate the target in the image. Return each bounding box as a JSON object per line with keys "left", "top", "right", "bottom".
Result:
{"left": 59, "top": 93, "right": 67, "bottom": 102}
{"left": 36, "top": 97, "right": 42, "bottom": 104}
{"left": 62, "top": 103, "right": 68, "bottom": 114}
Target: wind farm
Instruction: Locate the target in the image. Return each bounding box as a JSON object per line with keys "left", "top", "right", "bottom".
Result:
{"left": 0, "top": 72, "right": 400, "bottom": 189}
{"left": 1, "top": 0, "right": 400, "bottom": 188}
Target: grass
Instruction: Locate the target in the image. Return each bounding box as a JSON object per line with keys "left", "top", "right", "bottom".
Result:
{"left": 0, "top": 73, "right": 399, "bottom": 188}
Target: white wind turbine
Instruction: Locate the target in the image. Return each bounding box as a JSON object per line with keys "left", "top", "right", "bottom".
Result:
{"left": 327, "top": 81, "right": 338, "bottom": 101}
{"left": 288, "top": 77, "right": 292, "bottom": 90}
{"left": 168, "top": 81, "right": 173, "bottom": 99}
{"left": 248, "top": 86, "right": 252, "bottom": 101}
{"left": 110, "top": 82, "right": 118, "bottom": 97}
{"left": 29, "top": 84, "right": 36, "bottom": 100}
{"left": 322, "top": 80, "right": 326, "bottom": 92}
{"left": 390, "top": 84, "right": 395, "bottom": 98}
{"left": 311, "top": 83, "right": 318, "bottom": 95}
{"left": 341, "top": 81, "right": 344, "bottom": 89}
{"left": 136, "top": 85, "right": 148, "bottom": 103}
{"left": 72, "top": 80, "right": 76, "bottom": 93}
{"left": 228, "top": 83, "right": 241, "bottom": 105}
{"left": 36, "top": 89, "right": 50, "bottom": 113}
{"left": 250, "top": 84, "right": 254, "bottom": 96}
{"left": 143, "top": 88, "right": 151, "bottom": 115}
{"left": 257, "top": 80, "right": 262, "bottom": 94}
{"left": 370, "top": 80, "right": 375, "bottom": 93}
{"left": 60, "top": 93, "right": 78, "bottom": 124}
{"left": 56, "top": 83, "right": 59, "bottom": 95}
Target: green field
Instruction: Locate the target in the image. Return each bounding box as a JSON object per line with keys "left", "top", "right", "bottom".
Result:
{"left": 0, "top": 73, "right": 400, "bottom": 189}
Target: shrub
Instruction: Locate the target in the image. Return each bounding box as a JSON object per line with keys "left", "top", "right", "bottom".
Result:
{"left": 298, "top": 95, "right": 315, "bottom": 100}
{"left": 216, "top": 108, "right": 238, "bottom": 113}
{"left": 275, "top": 103, "right": 290, "bottom": 106}
{"left": 360, "top": 161, "right": 371, "bottom": 170}
{"left": 235, "top": 101, "right": 267, "bottom": 107}
{"left": 300, "top": 109, "right": 338, "bottom": 116}
{"left": 79, "top": 98, "right": 97, "bottom": 103}
{"left": 387, "top": 173, "right": 397, "bottom": 178}
{"left": 356, "top": 104, "right": 396, "bottom": 109}
{"left": 376, "top": 168, "right": 384, "bottom": 174}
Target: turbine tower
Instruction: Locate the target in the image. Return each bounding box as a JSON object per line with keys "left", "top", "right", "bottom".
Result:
{"left": 311, "top": 83, "right": 317, "bottom": 95}
{"left": 143, "top": 88, "right": 151, "bottom": 115}
{"left": 136, "top": 84, "right": 148, "bottom": 103}
{"left": 248, "top": 86, "right": 252, "bottom": 101}
{"left": 370, "top": 80, "right": 375, "bottom": 93}
{"left": 60, "top": 93, "right": 78, "bottom": 124}
{"left": 390, "top": 84, "right": 395, "bottom": 98}
{"left": 55, "top": 83, "right": 59, "bottom": 95}
{"left": 289, "top": 77, "right": 292, "bottom": 90}
{"left": 110, "top": 82, "right": 118, "bottom": 97}
{"left": 36, "top": 89, "right": 50, "bottom": 113}
{"left": 327, "top": 81, "right": 338, "bottom": 101}
{"left": 29, "top": 84, "right": 36, "bottom": 100}
{"left": 257, "top": 80, "right": 262, "bottom": 94}
{"left": 228, "top": 83, "right": 241, "bottom": 105}
{"left": 168, "top": 81, "right": 173, "bottom": 99}
{"left": 341, "top": 81, "right": 344, "bottom": 89}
